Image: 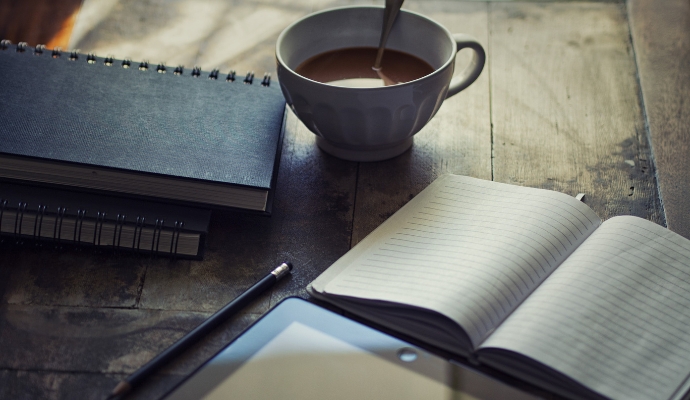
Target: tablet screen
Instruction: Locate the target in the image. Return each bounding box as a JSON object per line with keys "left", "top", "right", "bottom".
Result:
{"left": 164, "top": 298, "right": 538, "bottom": 400}
{"left": 203, "top": 321, "right": 455, "bottom": 399}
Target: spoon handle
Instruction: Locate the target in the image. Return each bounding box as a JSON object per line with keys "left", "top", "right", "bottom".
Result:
{"left": 374, "top": 0, "right": 405, "bottom": 70}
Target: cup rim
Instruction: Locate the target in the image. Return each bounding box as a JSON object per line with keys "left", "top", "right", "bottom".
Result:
{"left": 275, "top": 5, "right": 457, "bottom": 91}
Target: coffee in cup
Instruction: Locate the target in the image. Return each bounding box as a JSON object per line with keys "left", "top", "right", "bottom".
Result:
{"left": 295, "top": 47, "right": 434, "bottom": 88}
{"left": 276, "top": 6, "right": 485, "bottom": 161}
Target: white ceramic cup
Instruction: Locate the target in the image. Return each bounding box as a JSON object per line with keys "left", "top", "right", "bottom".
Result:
{"left": 276, "top": 6, "right": 485, "bottom": 162}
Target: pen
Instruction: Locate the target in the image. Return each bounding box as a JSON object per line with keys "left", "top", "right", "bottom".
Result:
{"left": 107, "top": 262, "right": 293, "bottom": 399}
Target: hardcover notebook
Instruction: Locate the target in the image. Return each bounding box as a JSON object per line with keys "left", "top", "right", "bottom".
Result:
{"left": 0, "top": 41, "right": 286, "bottom": 212}
{"left": 309, "top": 174, "right": 690, "bottom": 400}
{"left": 1, "top": 181, "right": 211, "bottom": 259}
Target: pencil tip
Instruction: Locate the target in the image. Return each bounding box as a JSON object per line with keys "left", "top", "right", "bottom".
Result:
{"left": 107, "top": 381, "right": 131, "bottom": 400}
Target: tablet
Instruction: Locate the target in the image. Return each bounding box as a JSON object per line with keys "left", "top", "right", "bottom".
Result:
{"left": 163, "top": 297, "right": 538, "bottom": 400}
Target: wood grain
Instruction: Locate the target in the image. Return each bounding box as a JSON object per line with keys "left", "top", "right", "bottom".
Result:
{"left": 628, "top": 0, "right": 690, "bottom": 239}
{"left": 0, "top": 0, "right": 82, "bottom": 49}
{"left": 0, "top": 304, "right": 260, "bottom": 397}
{"left": 490, "top": 2, "right": 662, "bottom": 224}
{"left": 0, "top": 369, "right": 121, "bottom": 400}
{"left": 68, "top": 0, "right": 343, "bottom": 81}
{"left": 352, "top": 1, "right": 492, "bottom": 246}
{"left": 1, "top": 246, "right": 145, "bottom": 308}
{"left": 0, "top": 0, "right": 673, "bottom": 398}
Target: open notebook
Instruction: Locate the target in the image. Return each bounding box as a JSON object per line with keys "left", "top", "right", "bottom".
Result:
{"left": 309, "top": 174, "right": 690, "bottom": 400}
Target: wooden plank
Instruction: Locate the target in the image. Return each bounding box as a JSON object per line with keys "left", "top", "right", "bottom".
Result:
{"left": 0, "top": 0, "right": 82, "bottom": 49}
{"left": 0, "top": 368, "right": 203, "bottom": 400}
{"left": 0, "top": 304, "right": 258, "bottom": 378}
{"left": 352, "top": 1, "right": 493, "bottom": 246}
{"left": 0, "top": 370, "right": 112, "bottom": 400}
{"left": 69, "top": 0, "right": 312, "bottom": 78}
{"left": 489, "top": 2, "right": 663, "bottom": 223}
{"left": 1, "top": 246, "right": 146, "bottom": 308}
{"left": 0, "top": 369, "right": 190, "bottom": 400}
{"left": 0, "top": 370, "right": 122, "bottom": 400}
{"left": 265, "top": 111, "right": 360, "bottom": 303}
{"left": 628, "top": 0, "right": 690, "bottom": 239}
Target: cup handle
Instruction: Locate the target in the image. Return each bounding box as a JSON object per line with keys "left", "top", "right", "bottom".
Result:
{"left": 446, "top": 34, "right": 486, "bottom": 98}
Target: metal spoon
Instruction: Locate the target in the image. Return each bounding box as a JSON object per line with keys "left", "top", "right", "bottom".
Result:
{"left": 373, "top": 0, "right": 405, "bottom": 86}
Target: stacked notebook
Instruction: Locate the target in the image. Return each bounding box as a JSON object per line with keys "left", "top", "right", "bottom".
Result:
{"left": 0, "top": 41, "right": 286, "bottom": 258}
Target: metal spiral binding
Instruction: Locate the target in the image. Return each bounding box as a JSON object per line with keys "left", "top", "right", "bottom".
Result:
{"left": 33, "top": 205, "right": 46, "bottom": 244}
{"left": 53, "top": 207, "right": 66, "bottom": 245}
{"left": 226, "top": 70, "right": 236, "bottom": 82}
{"left": 104, "top": 56, "right": 114, "bottom": 66}
{"left": 133, "top": 216, "right": 145, "bottom": 251}
{"left": 34, "top": 44, "right": 45, "bottom": 55}
{"left": 87, "top": 54, "right": 97, "bottom": 64}
{"left": 173, "top": 65, "right": 184, "bottom": 75}
{"left": 192, "top": 66, "right": 201, "bottom": 77}
{"left": 0, "top": 199, "right": 5, "bottom": 228}
{"left": 0, "top": 39, "right": 10, "bottom": 50}
{"left": 156, "top": 63, "right": 166, "bottom": 73}
{"left": 152, "top": 218, "right": 164, "bottom": 255}
{"left": 114, "top": 214, "right": 126, "bottom": 248}
{"left": 244, "top": 71, "right": 254, "bottom": 84}
{"left": 0, "top": 199, "right": 6, "bottom": 244}
{"left": 261, "top": 73, "right": 270, "bottom": 87}
{"left": 0, "top": 193, "right": 197, "bottom": 256}
{"left": 122, "top": 59, "right": 131, "bottom": 68}
{"left": 74, "top": 209, "right": 86, "bottom": 245}
{"left": 69, "top": 50, "right": 79, "bottom": 61}
{"left": 16, "top": 42, "right": 27, "bottom": 52}
{"left": 14, "top": 202, "right": 27, "bottom": 243}
{"left": 52, "top": 47, "right": 61, "bottom": 58}
{"left": 170, "top": 221, "right": 183, "bottom": 257}
{"left": 94, "top": 211, "right": 106, "bottom": 246}
{"left": 138, "top": 61, "right": 149, "bottom": 71}
{"left": 209, "top": 69, "right": 219, "bottom": 80}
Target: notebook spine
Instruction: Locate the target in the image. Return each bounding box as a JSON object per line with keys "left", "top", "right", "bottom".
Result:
{"left": 0, "top": 197, "right": 198, "bottom": 259}
{"left": 0, "top": 39, "right": 271, "bottom": 86}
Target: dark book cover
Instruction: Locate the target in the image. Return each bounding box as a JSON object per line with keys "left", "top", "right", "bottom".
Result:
{"left": 0, "top": 42, "right": 286, "bottom": 212}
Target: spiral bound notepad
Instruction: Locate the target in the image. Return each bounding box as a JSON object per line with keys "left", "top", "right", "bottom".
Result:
{"left": 0, "top": 40, "right": 286, "bottom": 213}
{"left": 0, "top": 181, "right": 211, "bottom": 259}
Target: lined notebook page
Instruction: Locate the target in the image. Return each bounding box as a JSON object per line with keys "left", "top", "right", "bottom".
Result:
{"left": 320, "top": 175, "right": 601, "bottom": 348}
{"left": 480, "top": 216, "right": 690, "bottom": 400}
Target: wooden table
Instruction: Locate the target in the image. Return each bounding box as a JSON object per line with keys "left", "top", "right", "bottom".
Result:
{"left": 1, "top": 0, "right": 688, "bottom": 398}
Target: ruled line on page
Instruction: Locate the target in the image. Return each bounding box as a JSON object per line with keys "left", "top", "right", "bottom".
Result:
{"left": 380, "top": 239, "right": 535, "bottom": 292}
{"left": 426, "top": 197, "right": 584, "bottom": 243}
{"left": 365, "top": 252, "right": 526, "bottom": 301}
{"left": 438, "top": 184, "right": 599, "bottom": 232}
{"left": 514, "top": 297, "right": 690, "bottom": 357}
{"left": 481, "top": 216, "right": 690, "bottom": 400}
{"left": 410, "top": 214, "right": 569, "bottom": 256}
{"left": 441, "top": 182, "right": 600, "bottom": 222}
{"left": 324, "top": 175, "right": 602, "bottom": 347}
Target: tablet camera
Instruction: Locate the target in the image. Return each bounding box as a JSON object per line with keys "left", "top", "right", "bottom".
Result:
{"left": 397, "top": 347, "right": 418, "bottom": 362}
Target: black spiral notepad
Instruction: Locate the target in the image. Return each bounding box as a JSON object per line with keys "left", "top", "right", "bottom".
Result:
{"left": 0, "top": 40, "right": 286, "bottom": 213}
{"left": 0, "top": 181, "right": 211, "bottom": 259}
